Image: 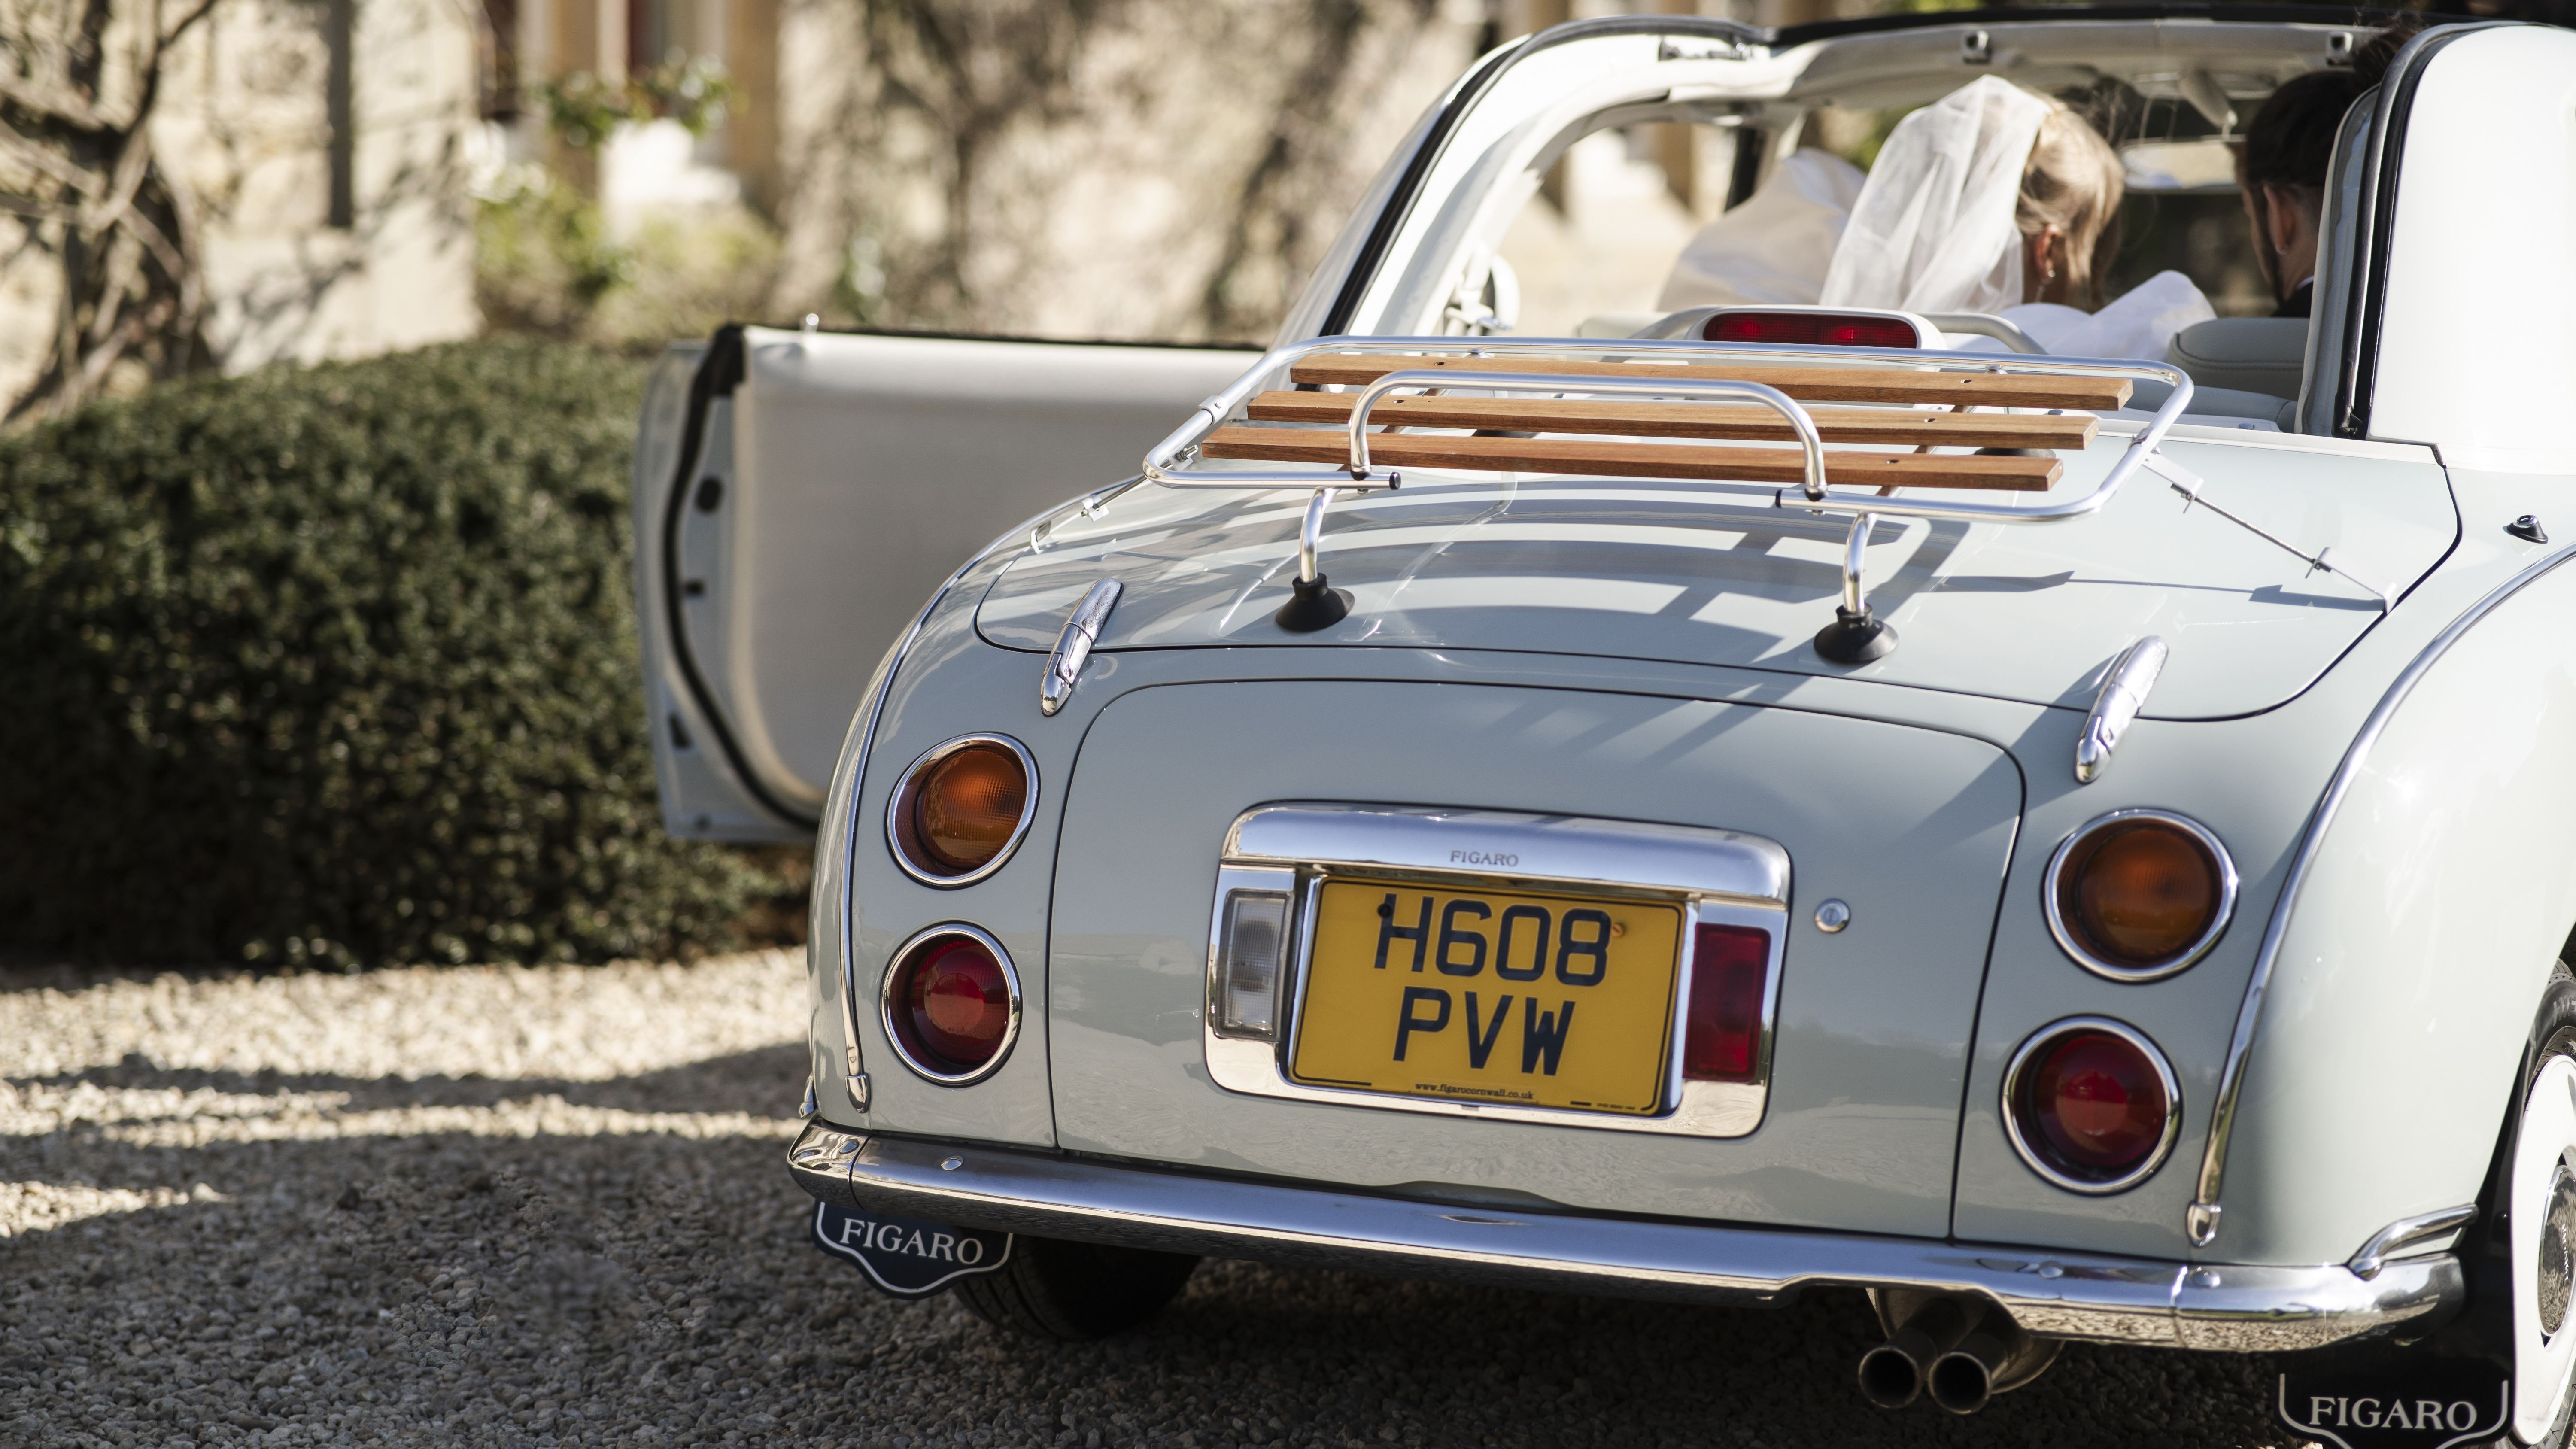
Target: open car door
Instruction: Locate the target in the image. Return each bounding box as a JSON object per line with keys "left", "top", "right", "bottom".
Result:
{"left": 632, "top": 325, "right": 1259, "bottom": 840}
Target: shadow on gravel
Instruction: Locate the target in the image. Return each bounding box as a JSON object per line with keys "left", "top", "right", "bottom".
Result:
{"left": 16, "top": 1044, "right": 812, "bottom": 1116}
{"left": 3, "top": 1049, "right": 2300, "bottom": 1449}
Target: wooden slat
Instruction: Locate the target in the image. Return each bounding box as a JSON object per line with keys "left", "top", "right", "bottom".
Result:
{"left": 1245, "top": 390, "right": 2099, "bottom": 450}
{"left": 1200, "top": 426, "right": 2060, "bottom": 492}
{"left": 1288, "top": 353, "right": 2132, "bottom": 411}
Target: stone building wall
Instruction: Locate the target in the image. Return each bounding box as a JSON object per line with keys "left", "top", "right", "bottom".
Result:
{"left": 761, "top": 0, "right": 1487, "bottom": 343}
{"left": 0, "top": 0, "right": 480, "bottom": 416}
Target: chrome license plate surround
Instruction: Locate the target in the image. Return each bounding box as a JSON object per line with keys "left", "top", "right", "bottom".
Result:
{"left": 1204, "top": 803, "right": 1791, "bottom": 1139}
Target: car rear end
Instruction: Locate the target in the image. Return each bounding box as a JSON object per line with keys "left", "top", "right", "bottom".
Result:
{"left": 783, "top": 339, "right": 2459, "bottom": 1390}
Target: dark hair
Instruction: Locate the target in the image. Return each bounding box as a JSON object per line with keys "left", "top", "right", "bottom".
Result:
{"left": 2241, "top": 21, "right": 2421, "bottom": 198}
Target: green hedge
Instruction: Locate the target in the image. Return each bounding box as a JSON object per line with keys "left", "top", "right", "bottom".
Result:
{"left": 0, "top": 340, "right": 786, "bottom": 966}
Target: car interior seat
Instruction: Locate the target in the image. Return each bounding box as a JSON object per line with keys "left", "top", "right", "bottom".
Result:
{"left": 2167, "top": 318, "right": 2309, "bottom": 399}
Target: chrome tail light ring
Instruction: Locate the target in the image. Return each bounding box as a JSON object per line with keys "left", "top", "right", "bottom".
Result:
{"left": 878, "top": 923, "right": 1024, "bottom": 1086}
{"left": 2043, "top": 808, "right": 2238, "bottom": 982}
{"left": 885, "top": 734, "right": 1039, "bottom": 887}
{"left": 2001, "top": 1015, "right": 2182, "bottom": 1195}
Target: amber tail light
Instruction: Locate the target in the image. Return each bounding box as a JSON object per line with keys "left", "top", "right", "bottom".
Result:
{"left": 1682, "top": 923, "right": 1772, "bottom": 1083}
{"left": 887, "top": 736, "right": 1036, "bottom": 884}
{"left": 2045, "top": 811, "right": 2236, "bottom": 980}
{"left": 2002, "top": 1019, "right": 2178, "bottom": 1192}
{"left": 882, "top": 927, "right": 1021, "bottom": 1084}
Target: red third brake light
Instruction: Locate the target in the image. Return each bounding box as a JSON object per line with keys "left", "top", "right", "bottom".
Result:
{"left": 1704, "top": 311, "right": 1920, "bottom": 349}
{"left": 1683, "top": 924, "right": 1772, "bottom": 1082}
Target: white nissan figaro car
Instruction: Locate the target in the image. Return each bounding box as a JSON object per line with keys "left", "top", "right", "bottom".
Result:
{"left": 633, "top": 9, "right": 2576, "bottom": 1441}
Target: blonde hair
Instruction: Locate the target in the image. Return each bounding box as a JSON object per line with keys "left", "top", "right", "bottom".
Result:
{"left": 2015, "top": 99, "right": 2125, "bottom": 308}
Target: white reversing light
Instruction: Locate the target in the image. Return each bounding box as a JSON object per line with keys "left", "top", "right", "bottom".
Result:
{"left": 1215, "top": 890, "right": 1290, "bottom": 1039}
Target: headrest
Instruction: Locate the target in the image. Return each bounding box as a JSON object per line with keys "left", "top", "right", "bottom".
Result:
{"left": 2166, "top": 318, "right": 2309, "bottom": 400}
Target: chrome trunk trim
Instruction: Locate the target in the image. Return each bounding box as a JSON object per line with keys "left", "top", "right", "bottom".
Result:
{"left": 1203, "top": 805, "right": 1790, "bottom": 1139}
{"left": 2349, "top": 1204, "right": 2477, "bottom": 1281}
{"left": 2073, "top": 635, "right": 2166, "bottom": 785}
{"left": 1224, "top": 804, "right": 1790, "bottom": 905}
{"left": 786, "top": 1124, "right": 2458, "bottom": 1353}
{"left": 1039, "top": 579, "right": 1120, "bottom": 717}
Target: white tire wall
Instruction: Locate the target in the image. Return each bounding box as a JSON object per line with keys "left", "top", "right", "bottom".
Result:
{"left": 2515, "top": 1054, "right": 2576, "bottom": 1443}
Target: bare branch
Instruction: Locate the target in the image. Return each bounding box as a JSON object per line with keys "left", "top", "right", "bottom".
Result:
{"left": 0, "top": 72, "right": 112, "bottom": 133}
{"left": 0, "top": 190, "right": 77, "bottom": 222}
{"left": 0, "top": 121, "right": 102, "bottom": 194}
{"left": 155, "top": 0, "right": 220, "bottom": 51}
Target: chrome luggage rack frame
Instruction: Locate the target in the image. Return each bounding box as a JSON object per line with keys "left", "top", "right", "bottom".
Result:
{"left": 1136, "top": 335, "right": 2387, "bottom": 655}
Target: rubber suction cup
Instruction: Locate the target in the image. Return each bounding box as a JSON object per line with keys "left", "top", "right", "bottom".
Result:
{"left": 1813, "top": 605, "right": 1897, "bottom": 663}
{"left": 1274, "top": 574, "right": 1352, "bottom": 632}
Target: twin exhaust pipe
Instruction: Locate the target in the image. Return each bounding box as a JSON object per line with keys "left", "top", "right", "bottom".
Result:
{"left": 1857, "top": 1292, "right": 2062, "bottom": 1415}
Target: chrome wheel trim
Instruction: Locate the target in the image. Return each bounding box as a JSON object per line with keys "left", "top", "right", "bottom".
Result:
{"left": 878, "top": 923, "right": 1024, "bottom": 1087}
{"left": 2514, "top": 1054, "right": 2576, "bottom": 1442}
{"left": 2543, "top": 1158, "right": 2576, "bottom": 1340}
{"left": 2041, "top": 808, "right": 2239, "bottom": 983}
{"left": 884, "top": 734, "right": 1040, "bottom": 887}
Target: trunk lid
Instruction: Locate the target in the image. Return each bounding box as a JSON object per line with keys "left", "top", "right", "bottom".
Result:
{"left": 1046, "top": 678, "right": 2020, "bottom": 1236}
{"left": 981, "top": 430, "right": 2453, "bottom": 719}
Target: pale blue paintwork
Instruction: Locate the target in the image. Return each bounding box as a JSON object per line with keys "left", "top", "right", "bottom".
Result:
{"left": 1051, "top": 679, "right": 2018, "bottom": 1237}
{"left": 747, "top": 18, "right": 2576, "bottom": 1312}
{"left": 978, "top": 431, "right": 2451, "bottom": 720}
{"left": 800, "top": 444, "right": 2576, "bottom": 1269}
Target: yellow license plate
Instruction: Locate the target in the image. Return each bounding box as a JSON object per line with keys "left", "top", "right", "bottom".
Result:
{"left": 1288, "top": 879, "right": 1683, "bottom": 1116}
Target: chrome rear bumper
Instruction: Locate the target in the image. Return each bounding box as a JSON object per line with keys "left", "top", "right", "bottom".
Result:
{"left": 787, "top": 1121, "right": 2456, "bottom": 1353}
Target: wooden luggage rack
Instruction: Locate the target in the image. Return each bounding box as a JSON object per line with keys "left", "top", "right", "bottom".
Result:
{"left": 1139, "top": 336, "right": 2199, "bottom": 658}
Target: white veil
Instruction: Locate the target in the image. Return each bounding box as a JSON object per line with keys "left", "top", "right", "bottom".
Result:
{"left": 1656, "top": 149, "right": 1868, "bottom": 310}
{"left": 1820, "top": 77, "right": 2052, "bottom": 315}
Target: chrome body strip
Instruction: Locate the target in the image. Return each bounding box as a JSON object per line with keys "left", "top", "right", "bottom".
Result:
{"left": 1210, "top": 804, "right": 1789, "bottom": 1139}
{"left": 2074, "top": 635, "right": 2167, "bottom": 785}
{"left": 1224, "top": 804, "right": 1790, "bottom": 905}
{"left": 2190, "top": 541, "right": 2576, "bottom": 1246}
{"left": 834, "top": 486, "right": 1133, "bottom": 1112}
{"left": 786, "top": 1123, "right": 2457, "bottom": 1353}
{"left": 1039, "top": 579, "right": 1120, "bottom": 717}
{"left": 2348, "top": 1204, "right": 2477, "bottom": 1281}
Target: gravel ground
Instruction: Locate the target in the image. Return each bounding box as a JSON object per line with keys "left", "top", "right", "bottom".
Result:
{"left": 0, "top": 952, "right": 2313, "bottom": 1449}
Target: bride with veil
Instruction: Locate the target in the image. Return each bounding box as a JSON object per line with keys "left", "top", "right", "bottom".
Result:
{"left": 1660, "top": 76, "right": 2213, "bottom": 362}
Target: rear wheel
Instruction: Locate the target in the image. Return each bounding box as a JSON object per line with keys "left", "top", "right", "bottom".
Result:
{"left": 951, "top": 1236, "right": 1200, "bottom": 1340}
{"left": 2505, "top": 968, "right": 2576, "bottom": 1445}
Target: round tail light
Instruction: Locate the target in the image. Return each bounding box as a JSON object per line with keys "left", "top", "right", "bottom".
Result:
{"left": 2045, "top": 810, "right": 2236, "bottom": 980}
{"left": 881, "top": 926, "right": 1021, "bottom": 1083}
{"left": 2003, "top": 1019, "right": 2179, "bottom": 1193}
{"left": 887, "top": 735, "right": 1036, "bottom": 884}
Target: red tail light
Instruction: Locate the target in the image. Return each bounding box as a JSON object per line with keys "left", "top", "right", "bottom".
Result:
{"left": 1703, "top": 311, "right": 1920, "bottom": 349}
{"left": 2005, "top": 1021, "right": 2178, "bottom": 1191}
{"left": 883, "top": 928, "right": 1021, "bottom": 1083}
{"left": 1682, "top": 923, "right": 1771, "bottom": 1082}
